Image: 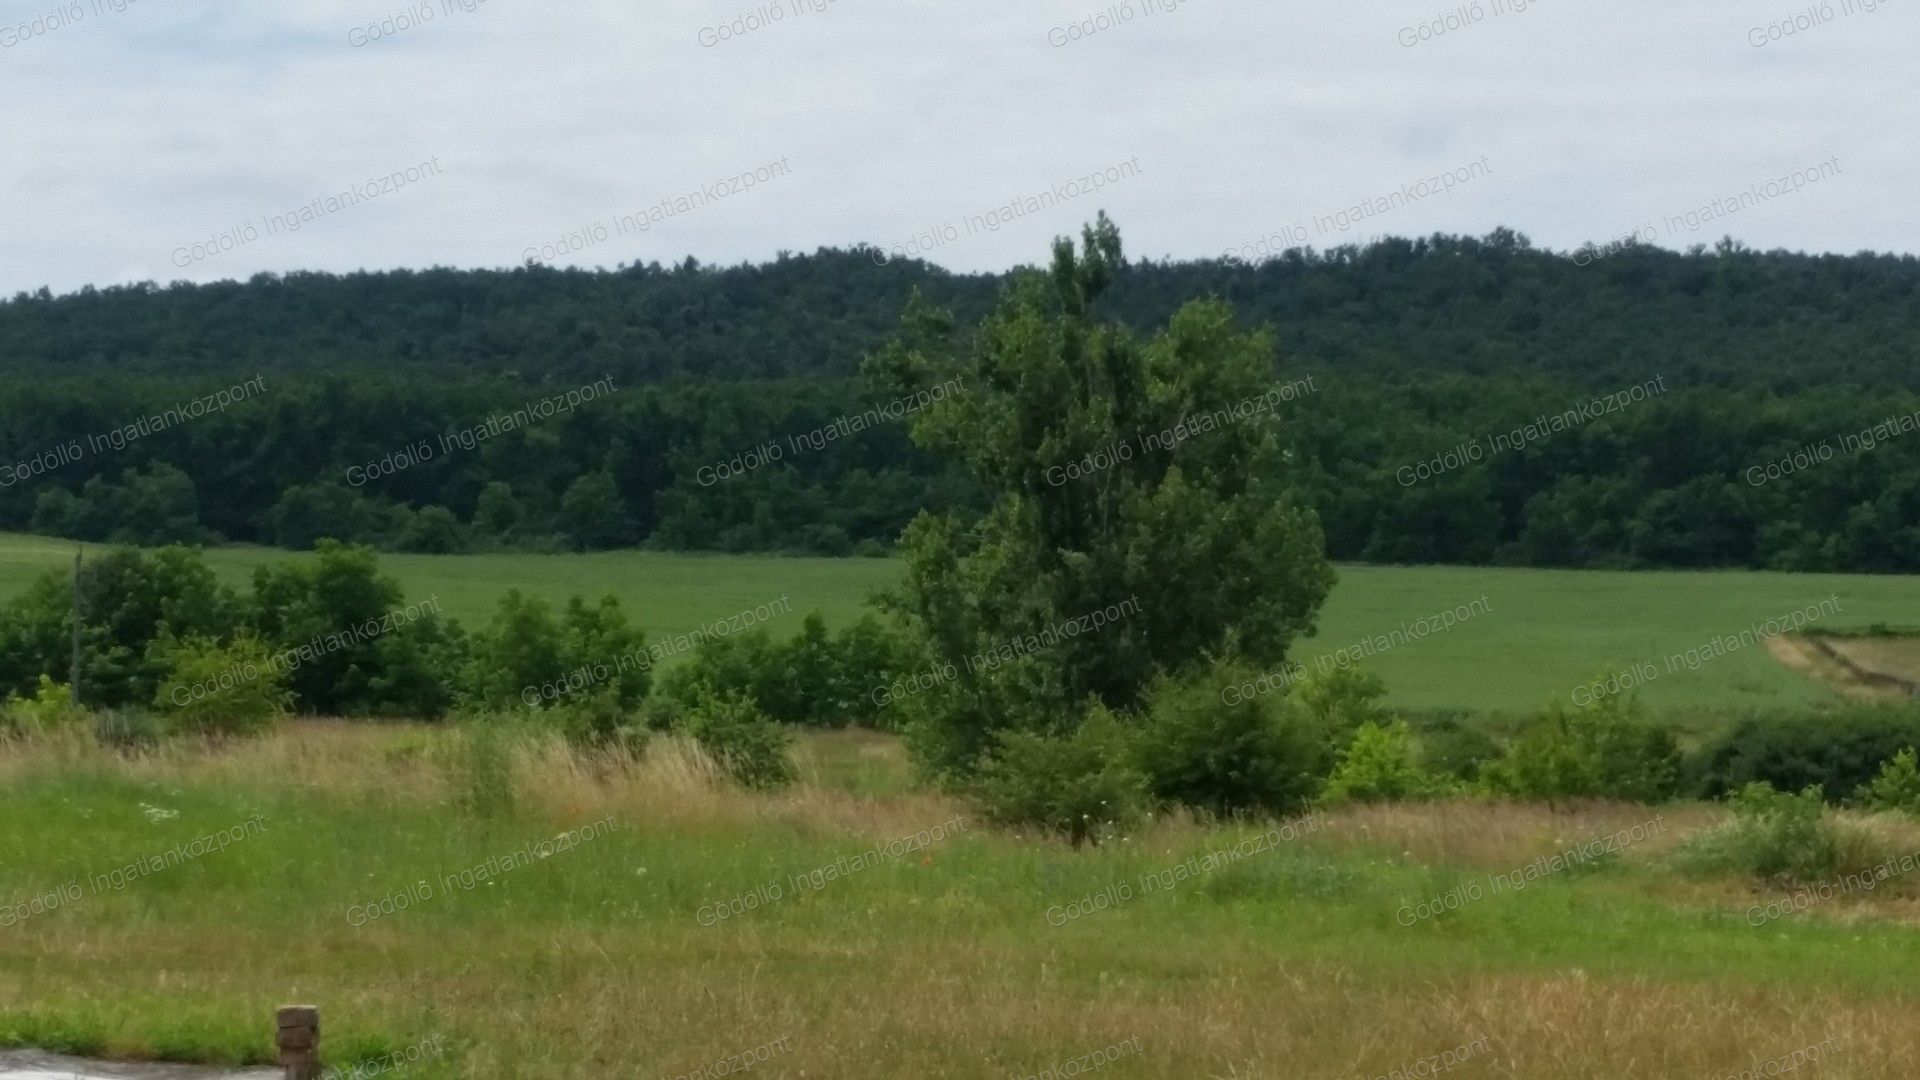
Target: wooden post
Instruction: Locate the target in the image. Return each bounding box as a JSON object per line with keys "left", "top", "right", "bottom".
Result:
{"left": 277, "top": 1005, "right": 321, "bottom": 1080}
{"left": 70, "top": 547, "right": 82, "bottom": 707}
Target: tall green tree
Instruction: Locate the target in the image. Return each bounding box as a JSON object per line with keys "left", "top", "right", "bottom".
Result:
{"left": 559, "top": 470, "right": 628, "bottom": 550}
{"left": 867, "top": 216, "right": 1335, "bottom": 777}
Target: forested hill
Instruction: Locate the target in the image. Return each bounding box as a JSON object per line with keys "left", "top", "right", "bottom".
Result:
{"left": 5, "top": 231, "right": 1920, "bottom": 389}
{"left": 3, "top": 231, "right": 1919, "bottom": 573}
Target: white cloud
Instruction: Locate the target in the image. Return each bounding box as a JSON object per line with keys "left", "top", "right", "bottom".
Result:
{"left": 0, "top": 0, "right": 1913, "bottom": 294}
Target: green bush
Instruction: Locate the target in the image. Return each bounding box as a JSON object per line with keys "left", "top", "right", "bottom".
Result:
{"left": 1321, "top": 721, "right": 1457, "bottom": 806}
{"left": 1133, "top": 663, "right": 1363, "bottom": 817}
{"left": 1689, "top": 704, "right": 1920, "bottom": 802}
{"left": 824, "top": 615, "right": 917, "bottom": 730}
{"left": 152, "top": 635, "right": 290, "bottom": 737}
{"left": 1855, "top": 747, "right": 1920, "bottom": 816}
{"left": 1405, "top": 712, "right": 1502, "bottom": 782}
{"left": 976, "top": 707, "right": 1148, "bottom": 846}
{"left": 0, "top": 546, "right": 241, "bottom": 709}
{"left": 1683, "top": 782, "right": 1842, "bottom": 884}
{"left": 1285, "top": 665, "right": 1395, "bottom": 739}
{"left": 547, "top": 688, "right": 643, "bottom": 748}
{"left": 663, "top": 613, "right": 913, "bottom": 730}
{"left": 0, "top": 543, "right": 465, "bottom": 720}
{"left": 464, "top": 589, "right": 565, "bottom": 708}
{"left": 680, "top": 691, "right": 794, "bottom": 789}
{"left": 1484, "top": 692, "right": 1680, "bottom": 803}
{"left": 466, "top": 590, "right": 648, "bottom": 717}
{"left": 249, "top": 541, "right": 464, "bottom": 718}
{"left": 660, "top": 628, "right": 786, "bottom": 715}
{"left": 1, "top": 675, "right": 86, "bottom": 735}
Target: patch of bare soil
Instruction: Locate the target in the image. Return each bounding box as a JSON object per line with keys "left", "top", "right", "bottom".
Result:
{"left": 1768, "top": 633, "right": 1920, "bottom": 702}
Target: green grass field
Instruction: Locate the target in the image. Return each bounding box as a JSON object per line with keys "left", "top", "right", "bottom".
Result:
{"left": 0, "top": 533, "right": 889, "bottom": 642}
{"left": 2, "top": 724, "right": 1917, "bottom": 1079}
{"left": 3, "top": 533, "right": 1912, "bottom": 716}
{"left": 6, "top": 534, "right": 1920, "bottom": 1077}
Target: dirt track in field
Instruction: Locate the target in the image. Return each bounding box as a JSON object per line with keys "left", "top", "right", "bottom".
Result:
{"left": 1767, "top": 633, "right": 1920, "bottom": 702}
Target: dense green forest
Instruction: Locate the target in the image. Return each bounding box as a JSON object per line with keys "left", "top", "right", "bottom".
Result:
{"left": 1, "top": 231, "right": 1917, "bottom": 570}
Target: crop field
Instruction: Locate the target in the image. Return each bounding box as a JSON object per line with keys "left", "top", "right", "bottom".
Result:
{"left": 2, "top": 723, "right": 1918, "bottom": 1079}
{"left": 3, "top": 534, "right": 1914, "bottom": 716}
{"left": 0, "top": 534, "right": 891, "bottom": 645}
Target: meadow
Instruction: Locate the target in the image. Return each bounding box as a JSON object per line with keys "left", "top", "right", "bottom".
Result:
{"left": 5, "top": 533, "right": 1920, "bottom": 1077}
{"left": 2, "top": 722, "right": 1918, "bottom": 1079}
{"left": 3, "top": 533, "right": 1913, "bottom": 715}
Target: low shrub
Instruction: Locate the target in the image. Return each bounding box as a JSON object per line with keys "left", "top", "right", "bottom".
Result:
{"left": 1134, "top": 663, "right": 1383, "bottom": 817}
{"left": 1403, "top": 711, "right": 1502, "bottom": 782}
{"left": 1854, "top": 747, "right": 1920, "bottom": 816}
{"left": 663, "top": 613, "right": 913, "bottom": 730}
{"left": 1681, "top": 782, "right": 1843, "bottom": 884}
{"left": 1, "top": 675, "right": 87, "bottom": 736}
{"left": 1285, "top": 664, "right": 1396, "bottom": 738}
{"left": 824, "top": 615, "right": 917, "bottom": 730}
{"left": 466, "top": 590, "right": 650, "bottom": 712}
{"left": 250, "top": 541, "right": 466, "bottom": 719}
{"left": 0, "top": 546, "right": 242, "bottom": 710}
{"left": 1483, "top": 691, "right": 1680, "bottom": 803}
{"left": 680, "top": 691, "right": 794, "bottom": 789}
{"left": 658, "top": 629, "right": 786, "bottom": 717}
{"left": 976, "top": 707, "right": 1148, "bottom": 846}
{"left": 1321, "top": 721, "right": 1458, "bottom": 806}
{"left": 1689, "top": 704, "right": 1920, "bottom": 802}
{"left": 152, "top": 635, "right": 290, "bottom": 738}
{"left": 546, "top": 687, "right": 642, "bottom": 748}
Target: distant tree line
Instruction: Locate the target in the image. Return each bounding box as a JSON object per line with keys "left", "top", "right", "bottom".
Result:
{"left": 2, "top": 231, "right": 1918, "bottom": 570}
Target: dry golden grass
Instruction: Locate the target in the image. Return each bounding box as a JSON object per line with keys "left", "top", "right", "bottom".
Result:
{"left": 889, "top": 969, "right": 1911, "bottom": 1079}
{"left": 1314, "top": 798, "right": 1714, "bottom": 869}
{"left": 9, "top": 722, "right": 1920, "bottom": 1077}
{"left": 314, "top": 930, "right": 1910, "bottom": 1078}
{"left": 0, "top": 719, "right": 971, "bottom": 846}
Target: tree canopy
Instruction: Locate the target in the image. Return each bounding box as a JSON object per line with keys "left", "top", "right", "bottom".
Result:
{"left": 2, "top": 230, "right": 1917, "bottom": 571}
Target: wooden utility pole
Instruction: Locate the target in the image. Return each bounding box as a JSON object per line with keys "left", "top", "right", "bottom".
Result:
{"left": 70, "top": 547, "right": 82, "bottom": 707}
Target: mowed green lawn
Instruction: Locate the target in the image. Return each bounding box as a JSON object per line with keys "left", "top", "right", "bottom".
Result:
{"left": 1, "top": 533, "right": 1914, "bottom": 715}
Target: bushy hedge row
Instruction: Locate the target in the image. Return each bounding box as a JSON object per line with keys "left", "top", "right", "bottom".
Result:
{"left": 948, "top": 659, "right": 1920, "bottom": 842}
{"left": 12, "top": 543, "right": 1920, "bottom": 818}
{"left": 509, "top": 605, "right": 1920, "bottom": 828}
{"left": 657, "top": 613, "right": 912, "bottom": 731}
{"left": 0, "top": 542, "right": 462, "bottom": 721}
{"left": 1685, "top": 705, "right": 1920, "bottom": 801}
{"left": 0, "top": 544, "right": 823, "bottom": 786}
{"left": 961, "top": 665, "right": 1401, "bottom": 842}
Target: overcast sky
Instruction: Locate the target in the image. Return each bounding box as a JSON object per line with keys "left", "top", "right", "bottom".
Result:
{"left": 1, "top": 0, "right": 1914, "bottom": 295}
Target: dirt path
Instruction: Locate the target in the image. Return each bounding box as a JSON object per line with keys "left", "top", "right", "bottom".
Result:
{"left": 1766, "top": 633, "right": 1918, "bottom": 702}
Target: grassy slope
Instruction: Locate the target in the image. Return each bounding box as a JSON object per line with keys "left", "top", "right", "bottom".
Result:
{"left": 4, "top": 534, "right": 1916, "bottom": 714}
{"left": 1, "top": 725, "right": 1917, "bottom": 1079}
